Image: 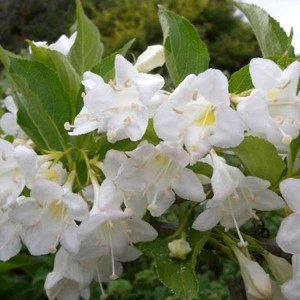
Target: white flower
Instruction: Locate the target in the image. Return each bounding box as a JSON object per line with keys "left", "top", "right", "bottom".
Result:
{"left": 276, "top": 178, "right": 300, "bottom": 254}
{"left": 30, "top": 32, "right": 77, "bottom": 56}
{"left": 237, "top": 59, "right": 300, "bottom": 146}
{"left": 45, "top": 248, "right": 92, "bottom": 300}
{"left": 0, "top": 140, "right": 36, "bottom": 210}
{"left": 75, "top": 208, "right": 157, "bottom": 280}
{"left": 115, "top": 141, "right": 205, "bottom": 216}
{"left": 135, "top": 45, "right": 165, "bottom": 73}
{"left": 232, "top": 246, "right": 272, "bottom": 300}
{"left": 95, "top": 150, "right": 148, "bottom": 218}
{"left": 193, "top": 151, "right": 284, "bottom": 246}
{"left": 9, "top": 176, "right": 89, "bottom": 255}
{"left": 0, "top": 210, "right": 21, "bottom": 261}
{"left": 0, "top": 96, "right": 27, "bottom": 139}
{"left": 154, "top": 70, "right": 245, "bottom": 164}
{"left": 67, "top": 55, "right": 164, "bottom": 142}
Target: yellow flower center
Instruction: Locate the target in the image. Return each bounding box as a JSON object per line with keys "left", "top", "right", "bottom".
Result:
{"left": 195, "top": 103, "right": 216, "bottom": 126}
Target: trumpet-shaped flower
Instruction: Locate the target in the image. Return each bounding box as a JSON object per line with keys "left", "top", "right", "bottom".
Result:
{"left": 66, "top": 55, "right": 164, "bottom": 142}
{"left": 0, "top": 140, "right": 36, "bottom": 210}
{"left": 237, "top": 59, "right": 300, "bottom": 146}
{"left": 9, "top": 177, "right": 89, "bottom": 255}
{"left": 75, "top": 208, "right": 157, "bottom": 280}
{"left": 45, "top": 248, "right": 93, "bottom": 300}
{"left": 30, "top": 32, "right": 77, "bottom": 56}
{"left": 193, "top": 151, "right": 284, "bottom": 246}
{"left": 154, "top": 70, "right": 245, "bottom": 163}
{"left": 276, "top": 178, "right": 300, "bottom": 254}
{"left": 115, "top": 141, "right": 205, "bottom": 216}
{"left": 232, "top": 246, "right": 272, "bottom": 300}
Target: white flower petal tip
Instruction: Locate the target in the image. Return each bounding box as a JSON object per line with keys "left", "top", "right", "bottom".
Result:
{"left": 135, "top": 45, "right": 165, "bottom": 73}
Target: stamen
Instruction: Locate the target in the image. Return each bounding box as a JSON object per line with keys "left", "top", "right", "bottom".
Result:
{"left": 96, "top": 264, "right": 106, "bottom": 297}
{"left": 172, "top": 107, "right": 184, "bottom": 114}
{"left": 278, "top": 127, "right": 292, "bottom": 145}
{"left": 278, "top": 80, "right": 291, "bottom": 89}
{"left": 192, "top": 90, "right": 199, "bottom": 101}
{"left": 228, "top": 199, "right": 248, "bottom": 247}
{"left": 108, "top": 230, "right": 118, "bottom": 280}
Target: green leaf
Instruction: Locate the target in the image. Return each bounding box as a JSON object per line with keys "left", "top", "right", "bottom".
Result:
{"left": 140, "top": 231, "right": 209, "bottom": 299}
{"left": 11, "top": 75, "right": 68, "bottom": 151}
{"left": 235, "top": 2, "right": 295, "bottom": 58}
{"left": 159, "top": 6, "right": 209, "bottom": 86}
{"left": 68, "top": 0, "right": 104, "bottom": 74}
{"left": 231, "top": 136, "right": 286, "bottom": 185}
{"left": 288, "top": 135, "right": 300, "bottom": 174}
{"left": 91, "top": 39, "right": 135, "bottom": 82}
{"left": 0, "top": 48, "right": 72, "bottom": 151}
{"left": 189, "top": 162, "right": 213, "bottom": 178}
{"left": 229, "top": 64, "right": 253, "bottom": 94}
{"left": 29, "top": 43, "right": 82, "bottom": 117}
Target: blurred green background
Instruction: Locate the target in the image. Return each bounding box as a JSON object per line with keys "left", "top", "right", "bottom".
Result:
{"left": 0, "top": 0, "right": 260, "bottom": 74}
{"left": 0, "top": 1, "right": 261, "bottom": 299}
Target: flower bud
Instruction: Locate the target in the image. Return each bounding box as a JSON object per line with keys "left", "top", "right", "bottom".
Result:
{"left": 135, "top": 45, "right": 165, "bottom": 73}
{"left": 168, "top": 238, "right": 192, "bottom": 260}
{"left": 263, "top": 252, "right": 292, "bottom": 283}
{"left": 232, "top": 246, "right": 272, "bottom": 300}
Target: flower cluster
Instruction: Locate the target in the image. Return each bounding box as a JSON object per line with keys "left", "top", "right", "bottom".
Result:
{"left": 1, "top": 24, "right": 300, "bottom": 299}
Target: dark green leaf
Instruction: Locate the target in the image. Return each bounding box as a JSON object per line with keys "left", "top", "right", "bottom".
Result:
{"left": 231, "top": 136, "right": 286, "bottom": 185}
{"left": 0, "top": 48, "right": 72, "bottom": 151}
{"left": 92, "top": 39, "right": 135, "bottom": 82}
{"left": 229, "top": 64, "right": 253, "bottom": 94}
{"left": 189, "top": 162, "right": 213, "bottom": 178}
{"left": 159, "top": 6, "right": 209, "bottom": 86}
{"left": 29, "top": 43, "right": 82, "bottom": 117}
{"left": 235, "top": 2, "right": 295, "bottom": 58}
{"left": 68, "top": 0, "right": 104, "bottom": 74}
{"left": 140, "top": 230, "right": 209, "bottom": 299}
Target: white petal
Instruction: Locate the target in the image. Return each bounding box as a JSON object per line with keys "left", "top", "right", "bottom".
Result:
{"left": 127, "top": 219, "right": 158, "bottom": 242}
{"left": 252, "top": 190, "right": 284, "bottom": 211}
{"left": 250, "top": 58, "right": 282, "bottom": 93}
{"left": 156, "top": 142, "right": 190, "bottom": 168}
{"left": 147, "top": 189, "right": 175, "bottom": 217}
{"left": 238, "top": 176, "right": 270, "bottom": 192}
{"left": 0, "top": 112, "right": 19, "bottom": 136}
{"left": 115, "top": 54, "right": 138, "bottom": 87}
{"left": 102, "top": 150, "right": 127, "bottom": 179}
{"left": 172, "top": 168, "right": 205, "bottom": 202}
{"left": 133, "top": 73, "right": 164, "bottom": 104}
{"left": 237, "top": 91, "right": 277, "bottom": 135}
{"left": 210, "top": 105, "right": 245, "bottom": 148}
{"left": 9, "top": 199, "right": 41, "bottom": 226}
{"left": 192, "top": 206, "right": 222, "bottom": 231}
{"left": 60, "top": 222, "right": 80, "bottom": 254}
{"left": 14, "top": 145, "right": 37, "bottom": 183}
{"left": 0, "top": 214, "right": 21, "bottom": 261}
{"left": 21, "top": 204, "right": 63, "bottom": 255}
{"left": 280, "top": 178, "right": 300, "bottom": 213}
{"left": 135, "top": 45, "right": 165, "bottom": 73}
{"left": 97, "top": 179, "right": 123, "bottom": 211}
{"left": 62, "top": 192, "right": 89, "bottom": 221}
{"left": 281, "top": 275, "right": 300, "bottom": 300}
{"left": 82, "top": 71, "right": 105, "bottom": 92}
{"left": 31, "top": 179, "right": 64, "bottom": 205}
{"left": 197, "top": 69, "right": 230, "bottom": 106}
{"left": 276, "top": 213, "right": 300, "bottom": 254}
